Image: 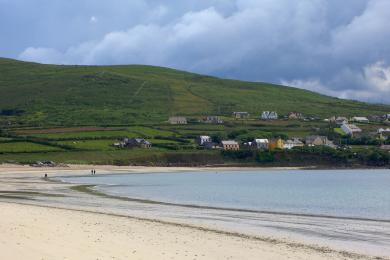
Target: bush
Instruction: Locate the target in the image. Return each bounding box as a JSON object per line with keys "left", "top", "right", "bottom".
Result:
{"left": 211, "top": 133, "right": 226, "bottom": 143}
{"left": 361, "top": 150, "right": 390, "bottom": 166}
{"left": 221, "top": 150, "right": 254, "bottom": 160}
{"left": 227, "top": 129, "right": 248, "bottom": 139}
{"left": 256, "top": 151, "right": 275, "bottom": 162}
{"left": 340, "top": 136, "right": 380, "bottom": 146}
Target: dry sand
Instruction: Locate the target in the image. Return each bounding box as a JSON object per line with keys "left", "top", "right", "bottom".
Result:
{"left": 0, "top": 202, "right": 371, "bottom": 260}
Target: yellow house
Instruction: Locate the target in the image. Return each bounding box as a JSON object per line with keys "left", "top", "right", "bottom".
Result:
{"left": 269, "top": 138, "right": 284, "bottom": 150}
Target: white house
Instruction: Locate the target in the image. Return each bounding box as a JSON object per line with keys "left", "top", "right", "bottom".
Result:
{"left": 261, "top": 111, "right": 278, "bottom": 120}
{"left": 352, "top": 117, "right": 369, "bottom": 123}
{"left": 341, "top": 123, "right": 362, "bottom": 136}
{"left": 254, "top": 139, "right": 269, "bottom": 150}
{"left": 197, "top": 135, "right": 212, "bottom": 146}
{"left": 378, "top": 128, "right": 390, "bottom": 134}
{"left": 283, "top": 138, "right": 304, "bottom": 150}
{"left": 378, "top": 128, "right": 390, "bottom": 140}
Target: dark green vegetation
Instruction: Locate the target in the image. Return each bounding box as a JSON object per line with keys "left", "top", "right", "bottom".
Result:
{"left": 1, "top": 57, "right": 389, "bottom": 127}
{"left": 1, "top": 58, "right": 389, "bottom": 167}
{"left": 0, "top": 121, "right": 389, "bottom": 167}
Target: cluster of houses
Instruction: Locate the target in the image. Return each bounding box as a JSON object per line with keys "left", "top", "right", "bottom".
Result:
{"left": 368, "top": 114, "right": 390, "bottom": 123}
{"left": 166, "top": 113, "right": 390, "bottom": 153}
{"left": 168, "top": 113, "right": 390, "bottom": 125}
{"left": 232, "top": 111, "right": 279, "bottom": 120}
{"left": 168, "top": 116, "right": 224, "bottom": 125}
{"left": 168, "top": 111, "right": 285, "bottom": 124}
{"left": 113, "top": 138, "right": 152, "bottom": 149}
{"left": 328, "top": 114, "right": 390, "bottom": 125}
{"left": 197, "top": 135, "right": 337, "bottom": 151}
{"left": 168, "top": 111, "right": 305, "bottom": 124}
{"left": 326, "top": 116, "right": 365, "bottom": 137}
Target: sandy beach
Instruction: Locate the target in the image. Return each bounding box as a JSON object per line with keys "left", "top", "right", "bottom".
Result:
{"left": 1, "top": 202, "right": 366, "bottom": 260}
{"left": 0, "top": 164, "right": 388, "bottom": 260}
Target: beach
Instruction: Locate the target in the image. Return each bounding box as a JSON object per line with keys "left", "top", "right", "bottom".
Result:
{"left": 0, "top": 164, "right": 389, "bottom": 260}
{"left": 1, "top": 202, "right": 364, "bottom": 260}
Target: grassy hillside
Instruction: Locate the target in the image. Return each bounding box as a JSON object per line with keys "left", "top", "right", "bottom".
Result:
{"left": 0, "top": 57, "right": 389, "bottom": 127}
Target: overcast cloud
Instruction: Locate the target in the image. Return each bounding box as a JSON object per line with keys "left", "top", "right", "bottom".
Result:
{"left": 1, "top": 0, "right": 390, "bottom": 103}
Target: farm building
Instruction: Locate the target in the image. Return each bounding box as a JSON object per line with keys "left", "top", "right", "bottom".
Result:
{"left": 168, "top": 116, "right": 187, "bottom": 125}
{"left": 233, "top": 112, "right": 250, "bottom": 119}
{"left": 352, "top": 117, "right": 369, "bottom": 123}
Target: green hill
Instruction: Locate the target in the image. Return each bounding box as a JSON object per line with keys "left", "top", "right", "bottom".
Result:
{"left": 0, "top": 57, "right": 389, "bottom": 127}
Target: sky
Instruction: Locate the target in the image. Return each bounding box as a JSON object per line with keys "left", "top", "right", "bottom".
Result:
{"left": 1, "top": 0, "right": 390, "bottom": 104}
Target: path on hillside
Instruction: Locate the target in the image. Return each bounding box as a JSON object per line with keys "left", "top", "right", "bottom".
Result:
{"left": 133, "top": 81, "right": 148, "bottom": 98}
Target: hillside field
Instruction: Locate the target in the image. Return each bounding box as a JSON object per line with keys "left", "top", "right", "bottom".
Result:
{"left": 1, "top": 58, "right": 389, "bottom": 127}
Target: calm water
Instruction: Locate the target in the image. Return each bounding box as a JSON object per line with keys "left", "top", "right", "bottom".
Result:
{"left": 62, "top": 169, "right": 390, "bottom": 220}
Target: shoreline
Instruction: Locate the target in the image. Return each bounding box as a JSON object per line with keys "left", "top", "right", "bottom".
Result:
{"left": 1, "top": 165, "right": 389, "bottom": 259}
{"left": 1, "top": 163, "right": 388, "bottom": 175}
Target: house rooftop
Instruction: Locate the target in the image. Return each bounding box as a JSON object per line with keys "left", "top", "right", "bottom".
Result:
{"left": 343, "top": 123, "right": 361, "bottom": 131}
{"left": 222, "top": 140, "right": 239, "bottom": 145}
{"left": 255, "top": 139, "right": 269, "bottom": 143}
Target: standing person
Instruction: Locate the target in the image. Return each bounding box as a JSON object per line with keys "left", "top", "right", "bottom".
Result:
{"left": 91, "top": 169, "right": 94, "bottom": 175}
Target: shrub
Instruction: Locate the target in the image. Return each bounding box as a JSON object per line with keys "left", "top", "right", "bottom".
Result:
{"left": 256, "top": 151, "right": 275, "bottom": 162}
{"left": 221, "top": 150, "right": 254, "bottom": 160}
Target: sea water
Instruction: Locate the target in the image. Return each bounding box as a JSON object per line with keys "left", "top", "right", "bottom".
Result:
{"left": 62, "top": 169, "right": 390, "bottom": 221}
